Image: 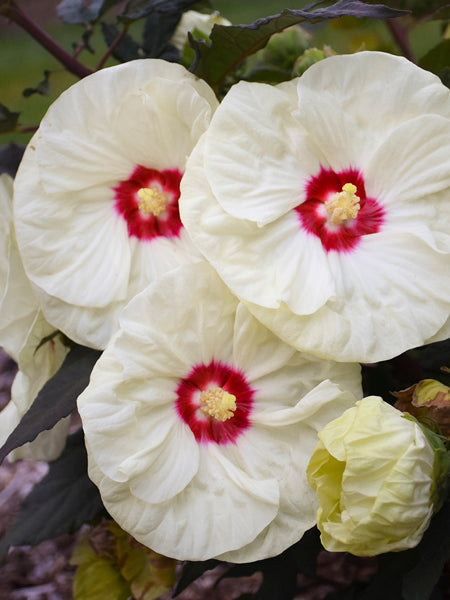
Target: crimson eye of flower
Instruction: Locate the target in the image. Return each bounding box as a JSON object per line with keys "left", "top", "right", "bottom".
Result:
{"left": 114, "top": 166, "right": 183, "bottom": 241}
{"left": 295, "top": 167, "right": 385, "bottom": 253}
{"left": 175, "top": 360, "right": 254, "bottom": 445}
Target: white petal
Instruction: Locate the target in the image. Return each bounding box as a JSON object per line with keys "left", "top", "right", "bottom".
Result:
{"left": 120, "top": 262, "right": 238, "bottom": 368}
{"left": 247, "top": 231, "right": 450, "bottom": 362}
{"left": 127, "top": 228, "right": 203, "bottom": 300}
{"left": 425, "top": 316, "right": 450, "bottom": 345}
{"left": 35, "top": 287, "right": 122, "bottom": 350}
{"left": 181, "top": 135, "right": 335, "bottom": 313}
{"left": 0, "top": 314, "right": 68, "bottom": 448}
{"left": 14, "top": 143, "right": 132, "bottom": 308}
{"left": 367, "top": 115, "right": 450, "bottom": 207}
{"left": 79, "top": 347, "right": 199, "bottom": 502}
{"left": 146, "top": 447, "right": 279, "bottom": 560}
{"left": 0, "top": 174, "right": 13, "bottom": 300}
{"left": 299, "top": 52, "right": 450, "bottom": 141}
{"left": 10, "top": 416, "right": 71, "bottom": 462}
{"left": 0, "top": 174, "right": 40, "bottom": 360}
{"left": 203, "top": 80, "right": 322, "bottom": 225}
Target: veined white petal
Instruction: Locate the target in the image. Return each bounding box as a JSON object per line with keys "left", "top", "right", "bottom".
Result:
{"left": 180, "top": 135, "right": 335, "bottom": 314}
{"left": 299, "top": 52, "right": 450, "bottom": 138}
{"left": 247, "top": 232, "right": 449, "bottom": 363}
{"left": 366, "top": 115, "right": 450, "bottom": 206}
{"left": 0, "top": 174, "right": 40, "bottom": 361}
{"left": 203, "top": 81, "right": 322, "bottom": 225}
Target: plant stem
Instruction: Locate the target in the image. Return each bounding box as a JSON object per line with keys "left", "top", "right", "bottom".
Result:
{"left": 385, "top": 18, "right": 415, "bottom": 63}
{"left": 96, "top": 25, "right": 130, "bottom": 70}
{"left": 1, "top": 1, "right": 93, "bottom": 79}
{"left": 17, "top": 125, "right": 39, "bottom": 134}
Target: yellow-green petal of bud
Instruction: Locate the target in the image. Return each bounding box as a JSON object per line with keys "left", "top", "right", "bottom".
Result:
{"left": 307, "top": 396, "right": 438, "bottom": 556}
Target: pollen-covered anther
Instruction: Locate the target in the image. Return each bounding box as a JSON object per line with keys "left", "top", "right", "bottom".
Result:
{"left": 325, "top": 183, "right": 360, "bottom": 225}
{"left": 199, "top": 385, "right": 237, "bottom": 421}
{"left": 137, "top": 186, "right": 169, "bottom": 217}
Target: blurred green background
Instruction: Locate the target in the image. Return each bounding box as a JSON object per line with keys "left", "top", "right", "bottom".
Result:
{"left": 0, "top": 0, "right": 444, "bottom": 145}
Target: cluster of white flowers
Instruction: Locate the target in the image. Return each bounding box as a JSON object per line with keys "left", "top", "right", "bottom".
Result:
{"left": 1, "top": 25, "right": 449, "bottom": 562}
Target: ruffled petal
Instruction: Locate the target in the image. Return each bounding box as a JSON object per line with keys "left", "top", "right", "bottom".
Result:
{"left": 0, "top": 174, "right": 40, "bottom": 360}
{"left": 203, "top": 81, "right": 322, "bottom": 225}
{"left": 367, "top": 116, "right": 450, "bottom": 205}
{"left": 299, "top": 52, "right": 450, "bottom": 142}
{"left": 180, "top": 135, "right": 335, "bottom": 314}
{"left": 247, "top": 231, "right": 450, "bottom": 363}
{"left": 14, "top": 141, "right": 132, "bottom": 308}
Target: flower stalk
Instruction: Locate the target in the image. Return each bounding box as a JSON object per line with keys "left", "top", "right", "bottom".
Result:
{"left": 0, "top": 1, "right": 92, "bottom": 79}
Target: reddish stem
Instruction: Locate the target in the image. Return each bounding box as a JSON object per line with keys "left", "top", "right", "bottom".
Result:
{"left": 18, "top": 125, "right": 39, "bottom": 134}
{"left": 385, "top": 18, "right": 415, "bottom": 63}
{"left": 1, "top": 1, "right": 93, "bottom": 79}
{"left": 96, "top": 25, "right": 129, "bottom": 70}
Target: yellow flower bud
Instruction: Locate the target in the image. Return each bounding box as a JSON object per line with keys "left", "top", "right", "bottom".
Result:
{"left": 307, "top": 396, "right": 437, "bottom": 556}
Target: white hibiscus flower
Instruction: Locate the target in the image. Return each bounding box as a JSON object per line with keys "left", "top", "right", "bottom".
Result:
{"left": 14, "top": 59, "right": 218, "bottom": 350}
{"left": 179, "top": 52, "right": 450, "bottom": 363}
{"left": 78, "top": 262, "right": 362, "bottom": 562}
{"left": 0, "top": 174, "right": 70, "bottom": 461}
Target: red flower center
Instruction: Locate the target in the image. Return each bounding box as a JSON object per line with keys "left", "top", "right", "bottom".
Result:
{"left": 295, "top": 167, "right": 385, "bottom": 253}
{"left": 114, "top": 166, "right": 183, "bottom": 241}
{"left": 175, "top": 360, "right": 254, "bottom": 445}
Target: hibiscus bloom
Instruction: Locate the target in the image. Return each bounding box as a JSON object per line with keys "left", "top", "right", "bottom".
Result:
{"left": 14, "top": 59, "right": 218, "bottom": 349}
{"left": 78, "top": 262, "right": 362, "bottom": 561}
{"left": 307, "top": 397, "right": 438, "bottom": 556}
{"left": 0, "top": 174, "right": 70, "bottom": 461}
{"left": 180, "top": 52, "right": 450, "bottom": 362}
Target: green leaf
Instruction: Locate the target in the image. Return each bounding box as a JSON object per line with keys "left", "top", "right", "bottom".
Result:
{"left": 23, "top": 70, "right": 51, "bottom": 98}
{"left": 101, "top": 22, "right": 141, "bottom": 62}
{"left": 173, "top": 560, "right": 219, "bottom": 596}
{"left": 242, "top": 66, "right": 291, "bottom": 83}
{"left": 0, "top": 103, "right": 20, "bottom": 134}
{"left": 292, "top": 527, "right": 322, "bottom": 578}
{"left": 0, "top": 142, "right": 25, "bottom": 177}
{"left": 255, "top": 558, "right": 297, "bottom": 600}
{"left": 57, "top": 0, "right": 123, "bottom": 24}
{"left": 74, "top": 558, "right": 130, "bottom": 600}
{"left": 0, "top": 430, "right": 105, "bottom": 561}
{"left": 419, "top": 39, "right": 450, "bottom": 87}
{"left": 141, "top": 10, "right": 182, "bottom": 58}
{"left": 118, "top": 0, "right": 198, "bottom": 24}
{"left": 57, "top": 0, "right": 104, "bottom": 23}
{"left": 402, "top": 502, "right": 450, "bottom": 600}
{"left": 363, "top": 0, "right": 448, "bottom": 18}
{"left": 0, "top": 344, "right": 101, "bottom": 464}
{"left": 352, "top": 503, "right": 450, "bottom": 600}
{"left": 430, "top": 4, "right": 450, "bottom": 19}
{"left": 190, "top": 0, "right": 408, "bottom": 91}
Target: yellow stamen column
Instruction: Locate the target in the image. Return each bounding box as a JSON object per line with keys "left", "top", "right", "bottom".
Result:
{"left": 137, "top": 186, "right": 169, "bottom": 217}
{"left": 200, "top": 386, "right": 237, "bottom": 422}
{"left": 325, "top": 183, "right": 360, "bottom": 225}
